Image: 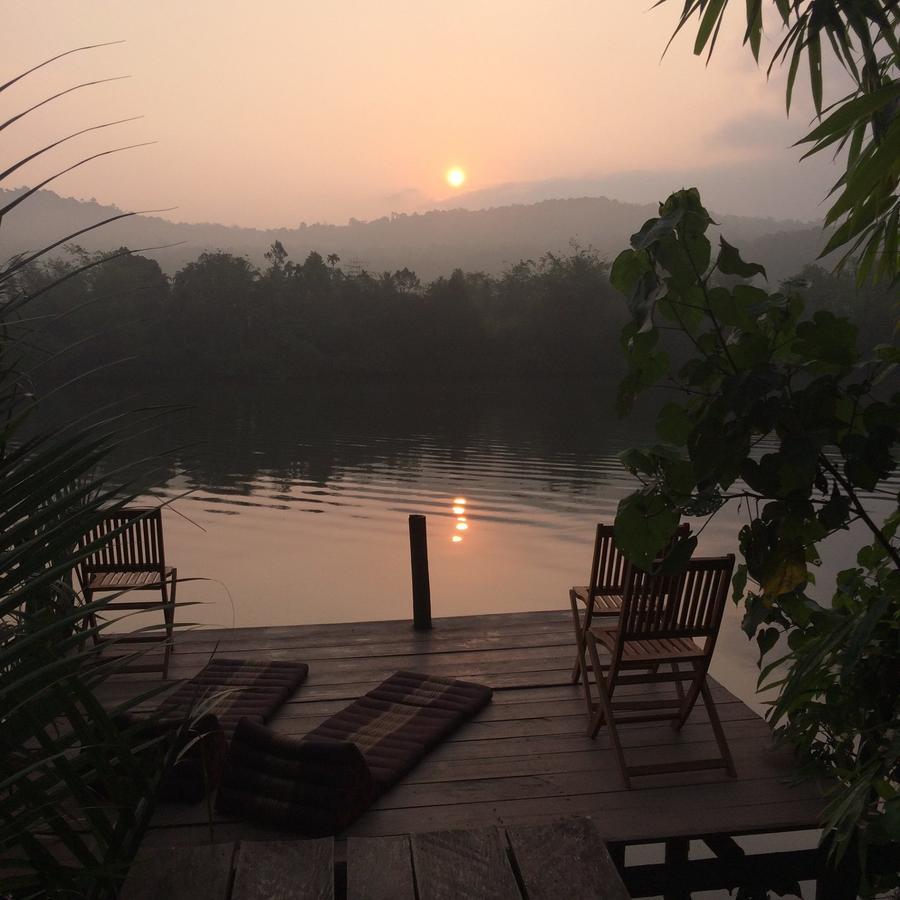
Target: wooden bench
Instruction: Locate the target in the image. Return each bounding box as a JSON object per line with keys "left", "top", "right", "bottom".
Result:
{"left": 119, "top": 818, "right": 630, "bottom": 899}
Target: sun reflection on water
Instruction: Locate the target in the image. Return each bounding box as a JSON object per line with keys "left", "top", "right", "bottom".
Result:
{"left": 450, "top": 496, "right": 470, "bottom": 543}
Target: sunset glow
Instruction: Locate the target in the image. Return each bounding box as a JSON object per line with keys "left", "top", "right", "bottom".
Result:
{"left": 446, "top": 167, "right": 466, "bottom": 188}
{"left": 4, "top": 4, "right": 837, "bottom": 227}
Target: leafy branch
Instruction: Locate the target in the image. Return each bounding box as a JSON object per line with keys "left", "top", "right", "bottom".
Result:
{"left": 611, "top": 187, "right": 899, "bottom": 895}
{"left": 657, "top": 0, "right": 899, "bottom": 284}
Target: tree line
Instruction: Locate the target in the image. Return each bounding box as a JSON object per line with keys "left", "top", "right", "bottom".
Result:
{"left": 16, "top": 241, "right": 895, "bottom": 384}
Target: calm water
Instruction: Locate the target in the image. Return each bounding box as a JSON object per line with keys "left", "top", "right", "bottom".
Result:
{"left": 58, "top": 377, "right": 891, "bottom": 712}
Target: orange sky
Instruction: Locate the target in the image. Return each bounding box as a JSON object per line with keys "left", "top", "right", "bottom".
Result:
{"left": 4, "top": 1, "right": 836, "bottom": 227}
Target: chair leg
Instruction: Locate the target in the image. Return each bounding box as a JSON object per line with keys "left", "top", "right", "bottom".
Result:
{"left": 161, "top": 569, "right": 177, "bottom": 680}
{"left": 579, "top": 627, "right": 596, "bottom": 722}
{"left": 672, "top": 661, "right": 684, "bottom": 703}
{"left": 586, "top": 635, "right": 631, "bottom": 788}
{"left": 569, "top": 590, "right": 586, "bottom": 684}
{"left": 700, "top": 678, "right": 737, "bottom": 777}
{"left": 669, "top": 661, "right": 685, "bottom": 729}
{"left": 585, "top": 628, "right": 605, "bottom": 730}
{"left": 674, "top": 660, "right": 707, "bottom": 731}
{"left": 165, "top": 569, "right": 177, "bottom": 645}
{"left": 82, "top": 588, "right": 100, "bottom": 645}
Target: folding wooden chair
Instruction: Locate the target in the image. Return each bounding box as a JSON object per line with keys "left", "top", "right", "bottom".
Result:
{"left": 76, "top": 507, "right": 177, "bottom": 679}
{"left": 569, "top": 523, "right": 690, "bottom": 685}
{"left": 584, "top": 555, "right": 737, "bottom": 788}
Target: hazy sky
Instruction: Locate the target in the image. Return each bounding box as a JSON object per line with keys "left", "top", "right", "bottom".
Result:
{"left": 5, "top": 1, "right": 842, "bottom": 227}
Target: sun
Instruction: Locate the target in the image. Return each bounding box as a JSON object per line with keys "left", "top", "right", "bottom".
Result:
{"left": 446, "top": 166, "right": 466, "bottom": 188}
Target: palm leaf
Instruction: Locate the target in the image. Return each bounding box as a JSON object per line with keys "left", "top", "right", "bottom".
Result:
{"left": 0, "top": 45, "right": 197, "bottom": 898}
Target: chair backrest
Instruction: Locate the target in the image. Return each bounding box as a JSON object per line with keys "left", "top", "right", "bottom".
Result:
{"left": 587, "top": 525, "right": 627, "bottom": 595}
{"left": 79, "top": 507, "right": 166, "bottom": 575}
{"left": 588, "top": 522, "right": 691, "bottom": 596}
{"left": 619, "top": 554, "right": 735, "bottom": 643}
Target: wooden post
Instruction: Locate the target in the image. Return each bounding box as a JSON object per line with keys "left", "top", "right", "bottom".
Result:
{"left": 663, "top": 839, "right": 691, "bottom": 900}
{"left": 409, "top": 515, "right": 432, "bottom": 631}
{"left": 815, "top": 836, "right": 861, "bottom": 900}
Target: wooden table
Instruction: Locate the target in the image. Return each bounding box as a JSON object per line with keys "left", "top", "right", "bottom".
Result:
{"left": 120, "top": 817, "right": 630, "bottom": 900}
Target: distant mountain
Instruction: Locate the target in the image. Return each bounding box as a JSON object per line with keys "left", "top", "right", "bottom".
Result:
{"left": 1, "top": 188, "right": 830, "bottom": 283}
{"left": 429, "top": 157, "right": 834, "bottom": 225}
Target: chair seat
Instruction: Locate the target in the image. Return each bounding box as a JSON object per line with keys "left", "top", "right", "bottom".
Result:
{"left": 87, "top": 568, "right": 175, "bottom": 592}
{"left": 78, "top": 508, "right": 177, "bottom": 679}
{"left": 582, "top": 554, "right": 737, "bottom": 788}
{"left": 590, "top": 625, "right": 704, "bottom": 663}
{"left": 571, "top": 587, "right": 622, "bottom": 613}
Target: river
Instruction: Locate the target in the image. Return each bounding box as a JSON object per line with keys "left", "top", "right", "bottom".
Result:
{"left": 54, "top": 376, "right": 893, "bottom": 715}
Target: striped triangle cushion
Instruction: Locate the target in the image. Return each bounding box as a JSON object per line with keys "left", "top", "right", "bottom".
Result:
{"left": 216, "top": 670, "right": 492, "bottom": 835}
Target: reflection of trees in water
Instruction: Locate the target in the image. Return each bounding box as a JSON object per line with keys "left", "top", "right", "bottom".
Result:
{"left": 34, "top": 378, "right": 656, "bottom": 504}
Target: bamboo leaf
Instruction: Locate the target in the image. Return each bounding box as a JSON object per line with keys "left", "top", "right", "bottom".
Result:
{"left": 0, "top": 117, "right": 142, "bottom": 184}
{"left": 797, "top": 83, "right": 900, "bottom": 146}
{"left": 744, "top": 0, "right": 762, "bottom": 60}
{"left": 693, "top": 0, "right": 729, "bottom": 57}
{"left": 807, "top": 32, "right": 823, "bottom": 113}
{"left": 0, "top": 42, "right": 125, "bottom": 95}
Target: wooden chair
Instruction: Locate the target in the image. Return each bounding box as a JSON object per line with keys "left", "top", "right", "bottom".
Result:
{"left": 76, "top": 507, "right": 177, "bottom": 678}
{"left": 584, "top": 555, "right": 737, "bottom": 788}
{"left": 569, "top": 522, "right": 690, "bottom": 685}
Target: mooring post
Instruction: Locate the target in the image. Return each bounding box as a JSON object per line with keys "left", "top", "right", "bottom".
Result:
{"left": 409, "top": 514, "right": 432, "bottom": 630}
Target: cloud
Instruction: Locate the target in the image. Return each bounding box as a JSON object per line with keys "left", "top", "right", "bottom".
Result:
{"left": 709, "top": 109, "right": 806, "bottom": 151}
{"left": 383, "top": 187, "right": 430, "bottom": 211}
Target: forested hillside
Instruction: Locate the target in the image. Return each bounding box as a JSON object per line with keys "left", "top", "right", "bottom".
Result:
{"left": 17, "top": 243, "right": 893, "bottom": 384}
{"left": 3, "top": 188, "right": 828, "bottom": 283}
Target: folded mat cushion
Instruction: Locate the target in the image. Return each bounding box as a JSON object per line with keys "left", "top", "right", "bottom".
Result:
{"left": 157, "top": 657, "right": 309, "bottom": 737}
{"left": 214, "top": 721, "right": 375, "bottom": 835}
{"left": 216, "top": 670, "right": 492, "bottom": 834}
{"left": 124, "top": 658, "right": 308, "bottom": 804}
{"left": 113, "top": 712, "right": 227, "bottom": 805}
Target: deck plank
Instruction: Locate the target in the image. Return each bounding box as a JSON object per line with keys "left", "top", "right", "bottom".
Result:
{"left": 346, "top": 835, "right": 415, "bottom": 900}
{"left": 507, "top": 818, "right": 629, "bottom": 900}
{"left": 119, "top": 843, "right": 234, "bottom": 900}
{"left": 348, "top": 794, "right": 825, "bottom": 844}
{"left": 230, "top": 838, "right": 333, "bottom": 900}
{"left": 411, "top": 827, "right": 521, "bottom": 900}
{"left": 266, "top": 698, "right": 751, "bottom": 740}
{"left": 103, "top": 609, "right": 826, "bottom": 856}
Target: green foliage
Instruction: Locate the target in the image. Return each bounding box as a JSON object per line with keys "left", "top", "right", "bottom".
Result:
{"left": 19, "top": 243, "right": 893, "bottom": 387}
{"left": 612, "top": 188, "right": 899, "bottom": 894}
{"left": 0, "top": 444, "right": 174, "bottom": 897}
{"left": 22, "top": 244, "right": 624, "bottom": 381}
{"left": 786, "top": 263, "right": 899, "bottom": 352}
{"left": 658, "top": 0, "right": 899, "bottom": 283}
{"left": 0, "top": 47, "right": 183, "bottom": 898}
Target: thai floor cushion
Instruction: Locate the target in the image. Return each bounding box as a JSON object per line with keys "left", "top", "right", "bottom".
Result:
{"left": 157, "top": 657, "right": 310, "bottom": 736}
{"left": 121, "top": 658, "right": 309, "bottom": 804}
{"left": 115, "top": 711, "right": 226, "bottom": 805}
{"left": 216, "top": 670, "right": 492, "bottom": 835}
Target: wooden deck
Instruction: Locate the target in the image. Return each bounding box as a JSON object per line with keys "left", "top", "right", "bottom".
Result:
{"left": 101, "top": 609, "right": 829, "bottom": 896}
{"left": 121, "top": 819, "right": 630, "bottom": 900}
